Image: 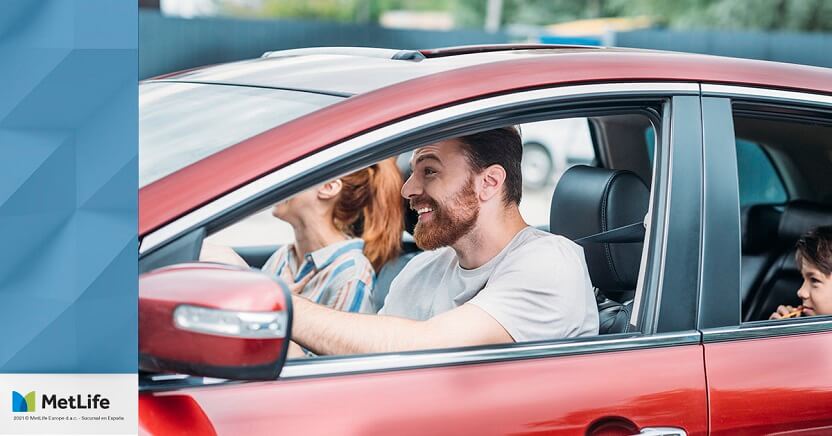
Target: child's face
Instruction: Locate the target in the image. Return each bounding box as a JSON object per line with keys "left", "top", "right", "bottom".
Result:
{"left": 797, "top": 261, "right": 832, "bottom": 316}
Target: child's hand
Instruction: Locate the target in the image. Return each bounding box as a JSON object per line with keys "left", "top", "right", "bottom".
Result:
{"left": 769, "top": 305, "right": 801, "bottom": 320}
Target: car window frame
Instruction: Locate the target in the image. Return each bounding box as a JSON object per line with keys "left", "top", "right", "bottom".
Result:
{"left": 698, "top": 84, "right": 832, "bottom": 342}
{"left": 139, "top": 82, "right": 704, "bottom": 392}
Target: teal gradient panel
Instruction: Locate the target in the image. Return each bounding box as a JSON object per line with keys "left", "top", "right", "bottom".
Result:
{"left": 0, "top": 0, "right": 137, "bottom": 373}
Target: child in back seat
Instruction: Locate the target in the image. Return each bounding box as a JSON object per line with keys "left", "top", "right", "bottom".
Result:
{"left": 770, "top": 225, "right": 832, "bottom": 319}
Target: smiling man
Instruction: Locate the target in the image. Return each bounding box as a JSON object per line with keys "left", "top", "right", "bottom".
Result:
{"left": 290, "top": 127, "right": 599, "bottom": 356}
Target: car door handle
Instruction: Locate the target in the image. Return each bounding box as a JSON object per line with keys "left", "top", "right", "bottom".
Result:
{"left": 631, "top": 427, "right": 687, "bottom": 436}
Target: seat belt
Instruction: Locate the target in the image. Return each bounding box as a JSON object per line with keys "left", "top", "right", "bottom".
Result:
{"left": 575, "top": 221, "right": 645, "bottom": 244}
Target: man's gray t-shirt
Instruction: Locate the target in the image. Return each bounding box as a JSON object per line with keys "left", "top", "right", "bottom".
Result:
{"left": 379, "top": 227, "right": 599, "bottom": 341}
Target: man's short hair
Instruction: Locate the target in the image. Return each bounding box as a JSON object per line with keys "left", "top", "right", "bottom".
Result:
{"left": 796, "top": 225, "right": 832, "bottom": 275}
{"left": 456, "top": 126, "right": 523, "bottom": 205}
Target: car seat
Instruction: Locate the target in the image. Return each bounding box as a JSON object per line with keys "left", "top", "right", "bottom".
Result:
{"left": 550, "top": 166, "right": 650, "bottom": 334}
{"left": 740, "top": 204, "right": 784, "bottom": 306}
{"left": 370, "top": 196, "right": 422, "bottom": 312}
{"left": 373, "top": 250, "right": 418, "bottom": 312}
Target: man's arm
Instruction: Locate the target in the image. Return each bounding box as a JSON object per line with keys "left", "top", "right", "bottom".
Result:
{"left": 291, "top": 295, "right": 513, "bottom": 355}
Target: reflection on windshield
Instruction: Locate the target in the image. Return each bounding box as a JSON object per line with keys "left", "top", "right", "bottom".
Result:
{"left": 139, "top": 82, "right": 342, "bottom": 187}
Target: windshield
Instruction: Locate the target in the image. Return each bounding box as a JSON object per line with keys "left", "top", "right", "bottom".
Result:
{"left": 139, "top": 82, "right": 343, "bottom": 187}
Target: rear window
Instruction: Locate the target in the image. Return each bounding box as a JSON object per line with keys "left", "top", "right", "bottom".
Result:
{"left": 139, "top": 82, "right": 343, "bottom": 187}
{"left": 735, "top": 139, "right": 787, "bottom": 207}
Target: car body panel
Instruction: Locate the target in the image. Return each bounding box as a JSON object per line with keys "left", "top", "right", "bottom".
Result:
{"left": 140, "top": 345, "right": 708, "bottom": 436}
{"left": 139, "top": 394, "right": 217, "bottom": 436}
{"left": 139, "top": 50, "right": 832, "bottom": 236}
{"left": 704, "top": 332, "right": 832, "bottom": 434}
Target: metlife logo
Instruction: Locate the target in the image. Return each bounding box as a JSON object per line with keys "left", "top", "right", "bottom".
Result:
{"left": 13, "top": 391, "right": 111, "bottom": 413}
{"left": 1, "top": 375, "right": 136, "bottom": 434}
{"left": 12, "top": 391, "right": 36, "bottom": 413}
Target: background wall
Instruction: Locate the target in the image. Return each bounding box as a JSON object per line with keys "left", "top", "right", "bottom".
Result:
{"left": 140, "top": 10, "right": 832, "bottom": 79}
{"left": 613, "top": 29, "right": 832, "bottom": 68}
{"left": 140, "top": 10, "right": 508, "bottom": 78}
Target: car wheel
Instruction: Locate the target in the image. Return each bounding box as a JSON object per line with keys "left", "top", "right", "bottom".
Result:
{"left": 522, "top": 142, "right": 554, "bottom": 190}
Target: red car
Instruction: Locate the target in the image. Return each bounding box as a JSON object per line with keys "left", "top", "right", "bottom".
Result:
{"left": 138, "top": 45, "right": 832, "bottom": 435}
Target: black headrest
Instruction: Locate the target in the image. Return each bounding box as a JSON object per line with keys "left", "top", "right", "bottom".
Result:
{"left": 550, "top": 166, "right": 649, "bottom": 291}
{"left": 778, "top": 200, "right": 832, "bottom": 245}
{"left": 741, "top": 204, "right": 783, "bottom": 254}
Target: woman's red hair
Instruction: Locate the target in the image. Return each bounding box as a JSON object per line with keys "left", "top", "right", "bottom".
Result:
{"left": 333, "top": 158, "right": 404, "bottom": 271}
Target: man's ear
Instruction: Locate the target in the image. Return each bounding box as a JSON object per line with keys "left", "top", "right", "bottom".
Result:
{"left": 317, "top": 179, "right": 343, "bottom": 200}
{"left": 478, "top": 165, "right": 506, "bottom": 202}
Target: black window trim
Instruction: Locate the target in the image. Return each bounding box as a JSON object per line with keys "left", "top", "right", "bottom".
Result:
{"left": 697, "top": 96, "right": 742, "bottom": 330}
{"left": 648, "top": 94, "right": 704, "bottom": 334}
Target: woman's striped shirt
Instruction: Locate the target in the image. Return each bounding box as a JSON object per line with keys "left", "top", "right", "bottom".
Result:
{"left": 261, "top": 238, "right": 375, "bottom": 313}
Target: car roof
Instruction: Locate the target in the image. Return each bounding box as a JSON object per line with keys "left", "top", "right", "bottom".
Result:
{"left": 147, "top": 45, "right": 832, "bottom": 97}
{"left": 147, "top": 46, "right": 605, "bottom": 96}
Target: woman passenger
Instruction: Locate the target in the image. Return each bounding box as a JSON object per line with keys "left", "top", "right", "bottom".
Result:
{"left": 202, "top": 158, "right": 403, "bottom": 313}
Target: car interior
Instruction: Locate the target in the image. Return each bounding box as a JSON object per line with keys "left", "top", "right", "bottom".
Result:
{"left": 207, "top": 112, "right": 659, "bottom": 338}
{"left": 199, "top": 106, "right": 832, "bottom": 338}
{"left": 734, "top": 115, "right": 832, "bottom": 322}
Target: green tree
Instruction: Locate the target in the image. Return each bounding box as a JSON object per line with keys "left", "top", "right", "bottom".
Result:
{"left": 223, "top": 0, "right": 832, "bottom": 32}
{"left": 606, "top": 0, "right": 832, "bottom": 32}
{"left": 224, "top": 0, "right": 453, "bottom": 24}
{"left": 259, "top": 0, "right": 358, "bottom": 22}
{"left": 455, "top": 0, "right": 612, "bottom": 28}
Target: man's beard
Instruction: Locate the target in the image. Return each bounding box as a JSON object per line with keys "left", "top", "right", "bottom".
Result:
{"left": 412, "top": 178, "right": 480, "bottom": 250}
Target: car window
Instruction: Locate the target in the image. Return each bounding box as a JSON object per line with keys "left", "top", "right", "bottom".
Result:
{"left": 205, "top": 207, "right": 295, "bottom": 248}
{"left": 518, "top": 118, "right": 594, "bottom": 228}
{"left": 645, "top": 126, "right": 656, "bottom": 163}
{"left": 734, "top": 112, "right": 832, "bottom": 323}
{"left": 148, "top": 88, "right": 676, "bottom": 366}
{"left": 139, "top": 82, "right": 343, "bottom": 187}
{"left": 735, "top": 139, "right": 787, "bottom": 207}
{"left": 202, "top": 111, "right": 658, "bottom": 338}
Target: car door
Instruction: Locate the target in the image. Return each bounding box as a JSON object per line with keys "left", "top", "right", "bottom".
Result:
{"left": 139, "top": 82, "right": 708, "bottom": 435}
{"left": 698, "top": 87, "right": 832, "bottom": 435}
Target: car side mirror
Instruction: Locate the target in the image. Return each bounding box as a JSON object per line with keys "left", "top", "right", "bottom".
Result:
{"left": 139, "top": 263, "right": 292, "bottom": 381}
